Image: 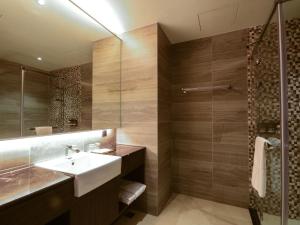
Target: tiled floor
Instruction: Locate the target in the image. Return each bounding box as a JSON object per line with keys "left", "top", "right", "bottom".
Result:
{"left": 114, "top": 194, "right": 253, "bottom": 225}
{"left": 262, "top": 213, "right": 300, "bottom": 225}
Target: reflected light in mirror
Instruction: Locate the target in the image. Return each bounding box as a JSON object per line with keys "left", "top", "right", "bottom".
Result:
{"left": 37, "top": 0, "right": 46, "bottom": 6}
{"left": 68, "top": 0, "right": 124, "bottom": 35}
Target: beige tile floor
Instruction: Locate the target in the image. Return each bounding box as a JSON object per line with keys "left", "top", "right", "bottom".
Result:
{"left": 262, "top": 213, "right": 300, "bottom": 225}
{"left": 114, "top": 194, "right": 253, "bottom": 225}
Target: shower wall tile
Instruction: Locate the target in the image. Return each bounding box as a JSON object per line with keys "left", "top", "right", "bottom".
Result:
{"left": 172, "top": 121, "right": 212, "bottom": 142}
{"left": 248, "top": 18, "right": 300, "bottom": 219}
{"left": 212, "top": 183, "right": 249, "bottom": 207}
{"left": 172, "top": 102, "right": 212, "bottom": 121}
{"left": 212, "top": 29, "right": 248, "bottom": 59}
{"left": 213, "top": 100, "right": 247, "bottom": 122}
{"left": 212, "top": 64, "right": 247, "bottom": 82}
{"left": 23, "top": 70, "right": 50, "bottom": 137}
{"left": 171, "top": 29, "right": 249, "bottom": 208}
{"left": 173, "top": 159, "right": 213, "bottom": 198}
{"left": 80, "top": 63, "right": 92, "bottom": 130}
{"left": 0, "top": 59, "right": 51, "bottom": 138}
{"left": 172, "top": 62, "right": 212, "bottom": 85}
{"left": 213, "top": 163, "right": 249, "bottom": 188}
{"left": 213, "top": 143, "right": 248, "bottom": 166}
{"left": 0, "top": 60, "right": 21, "bottom": 140}
{"left": 213, "top": 79, "right": 247, "bottom": 102}
{"left": 50, "top": 65, "right": 81, "bottom": 132}
{"left": 213, "top": 122, "right": 248, "bottom": 145}
{"left": 173, "top": 140, "right": 212, "bottom": 162}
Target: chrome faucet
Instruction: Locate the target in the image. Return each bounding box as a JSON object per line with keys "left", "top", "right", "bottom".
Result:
{"left": 65, "top": 145, "right": 80, "bottom": 157}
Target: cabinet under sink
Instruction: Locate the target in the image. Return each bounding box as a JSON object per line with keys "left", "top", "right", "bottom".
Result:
{"left": 0, "top": 145, "right": 146, "bottom": 225}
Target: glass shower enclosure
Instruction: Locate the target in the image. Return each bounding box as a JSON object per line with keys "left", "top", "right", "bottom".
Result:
{"left": 249, "top": 0, "right": 300, "bottom": 225}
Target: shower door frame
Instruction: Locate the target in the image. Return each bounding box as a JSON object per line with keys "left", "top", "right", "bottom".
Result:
{"left": 19, "top": 67, "right": 53, "bottom": 137}
{"left": 277, "top": 1, "right": 289, "bottom": 225}
{"left": 252, "top": 0, "right": 291, "bottom": 225}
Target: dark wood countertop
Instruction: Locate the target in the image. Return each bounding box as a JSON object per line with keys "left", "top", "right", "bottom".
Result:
{"left": 0, "top": 145, "right": 145, "bottom": 211}
{"left": 0, "top": 166, "right": 72, "bottom": 210}
{"left": 109, "top": 144, "right": 146, "bottom": 157}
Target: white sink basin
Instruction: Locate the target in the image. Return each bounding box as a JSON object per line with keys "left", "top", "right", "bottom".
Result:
{"left": 36, "top": 152, "right": 121, "bottom": 197}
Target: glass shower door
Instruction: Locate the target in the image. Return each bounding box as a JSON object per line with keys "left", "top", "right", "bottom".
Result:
{"left": 283, "top": 1, "right": 300, "bottom": 224}
{"left": 23, "top": 69, "right": 51, "bottom": 137}
{"left": 250, "top": 1, "right": 300, "bottom": 224}
{"left": 249, "top": 6, "right": 282, "bottom": 225}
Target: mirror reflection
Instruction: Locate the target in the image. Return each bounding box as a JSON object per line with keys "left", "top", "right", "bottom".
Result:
{"left": 0, "top": 0, "right": 121, "bottom": 139}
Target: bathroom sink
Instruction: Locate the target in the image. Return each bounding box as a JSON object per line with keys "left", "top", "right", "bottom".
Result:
{"left": 35, "top": 152, "right": 121, "bottom": 197}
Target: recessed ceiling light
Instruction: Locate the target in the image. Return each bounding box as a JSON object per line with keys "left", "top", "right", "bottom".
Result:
{"left": 37, "top": 0, "right": 46, "bottom": 6}
{"left": 37, "top": 57, "right": 43, "bottom": 61}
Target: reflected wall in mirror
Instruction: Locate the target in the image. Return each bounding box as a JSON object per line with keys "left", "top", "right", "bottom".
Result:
{"left": 0, "top": 0, "right": 121, "bottom": 139}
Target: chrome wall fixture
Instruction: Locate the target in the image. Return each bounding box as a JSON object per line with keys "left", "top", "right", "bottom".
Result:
{"left": 181, "top": 85, "right": 232, "bottom": 94}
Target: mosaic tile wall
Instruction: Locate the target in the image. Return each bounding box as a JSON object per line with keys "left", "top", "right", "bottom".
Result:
{"left": 50, "top": 63, "right": 92, "bottom": 133}
{"left": 247, "top": 18, "right": 300, "bottom": 219}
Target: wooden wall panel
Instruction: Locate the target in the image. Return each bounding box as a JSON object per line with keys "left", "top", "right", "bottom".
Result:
{"left": 157, "top": 25, "right": 172, "bottom": 213}
{"left": 80, "top": 64, "right": 92, "bottom": 130}
{"left": 0, "top": 60, "right": 21, "bottom": 139}
{"left": 171, "top": 29, "right": 249, "bottom": 208}
{"left": 0, "top": 60, "right": 50, "bottom": 138}
{"left": 23, "top": 70, "right": 50, "bottom": 136}
{"left": 92, "top": 37, "right": 121, "bottom": 129}
{"left": 117, "top": 24, "right": 159, "bottom": 215}
{"left": 117, "top": 24, "right": 172, "bottom": 215}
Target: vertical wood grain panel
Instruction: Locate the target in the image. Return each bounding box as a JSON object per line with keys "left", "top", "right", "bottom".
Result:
{"left": 157, "top": 25, "right": 172, "bottom": 213}
{"left": 92, "top": 37, "right": 121, "bottom": 129}
{"left": 0, "top": 60, "right": 21, "bottom": 139}
{"left": 171, "top": 30, "right": 249, "bottom": 208}
{"left": 23, "top": 70, "right": 50, "bottom": 136}
{"left": 117, "top": 24, "right": 159, "bottom": 215}
{"left": 80, "top": 64, "right": 92, "bottom": 130}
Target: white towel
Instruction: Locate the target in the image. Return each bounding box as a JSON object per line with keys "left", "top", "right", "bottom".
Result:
{"left": 35, "top": 126, "right": 53, "bottom": 136}
{"left": 251, "top": 136, "right": 270, "bottom": 198}
{"left": 119, "top": 190, "right": 137, "bottom": 205}
{"left": 119, "top": 180, "right": 146, "bottom": 205}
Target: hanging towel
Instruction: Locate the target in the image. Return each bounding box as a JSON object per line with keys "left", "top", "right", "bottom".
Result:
{"left": 35, "top": 126, "right": 53, "bottom": 136}
{"left": 251, "top": 136, "right": 270, "bottom": 198}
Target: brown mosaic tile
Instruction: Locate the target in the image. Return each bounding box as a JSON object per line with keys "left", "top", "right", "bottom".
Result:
{"left": 247, "top": 18, "right": 300, "bottom": 220}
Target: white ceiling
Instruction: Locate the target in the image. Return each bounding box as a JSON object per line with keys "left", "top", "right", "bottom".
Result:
{"left": 0, "top": 0, "right": 299, "bottom": 71}
{"left": 0, "top": 0, "right": 113, "bottom": 71}
{"left": 110, "top": 0, "right": 299, "bottom": 43}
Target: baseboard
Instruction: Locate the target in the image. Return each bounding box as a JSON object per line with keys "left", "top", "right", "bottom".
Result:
{"left": 249, "top": 208, "right": 261, "bottom": 225}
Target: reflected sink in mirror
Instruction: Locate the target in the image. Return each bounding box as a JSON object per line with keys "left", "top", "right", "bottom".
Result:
{"left": 35, "top": 152, "right": 121, "bottom": 197}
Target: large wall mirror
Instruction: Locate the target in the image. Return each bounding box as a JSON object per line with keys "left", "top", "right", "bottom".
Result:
{"left": 0, "top": 0, "right": 121, "bottom": 140}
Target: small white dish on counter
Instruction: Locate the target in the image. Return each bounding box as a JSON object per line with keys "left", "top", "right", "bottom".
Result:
{"left": 90, "top": 148, "right": 114, "bottom": 154}
{"left": 35, "top": 152, "right": 121, "bottom": 197}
